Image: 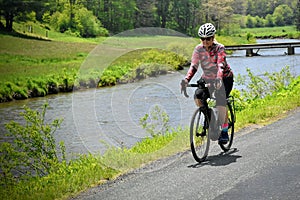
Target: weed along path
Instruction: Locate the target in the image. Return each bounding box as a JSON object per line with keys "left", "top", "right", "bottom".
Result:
{"left": 73, "top": 108, "right": 300, "bottom": 200}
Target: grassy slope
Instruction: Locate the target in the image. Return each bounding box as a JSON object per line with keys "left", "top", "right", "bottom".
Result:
{"left": 0, "top": 34, "right": 96, "bottom": 81}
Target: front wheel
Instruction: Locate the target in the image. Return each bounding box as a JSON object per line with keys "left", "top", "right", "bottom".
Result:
{"left": 190, "top": 108, "right": 210, "bottom": 162}
{"left": 219, "top": 102, "right": 235, "bottom": 152}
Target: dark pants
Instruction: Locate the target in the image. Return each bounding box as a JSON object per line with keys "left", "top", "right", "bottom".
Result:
{"left": 194, "top": 77, "right": 233, "bottom": 106}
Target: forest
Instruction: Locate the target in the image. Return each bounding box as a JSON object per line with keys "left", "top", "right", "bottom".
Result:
{"left": 1, "top": 0, "right": 300, "bottom": 37}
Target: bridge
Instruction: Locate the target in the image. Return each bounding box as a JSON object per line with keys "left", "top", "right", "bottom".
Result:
{"left": 225, "top": 42, "right": 300, "bottom": 57}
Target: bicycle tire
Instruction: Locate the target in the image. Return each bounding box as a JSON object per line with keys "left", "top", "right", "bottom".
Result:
{"left": 219, "top": 102, "right": 235, "bottom": 152}
{"left": 190, "top": 108, "right": 210, "bottom": 162}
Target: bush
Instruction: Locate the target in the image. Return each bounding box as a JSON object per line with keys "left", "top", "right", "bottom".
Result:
{"left": 74, "top": 7, "right": 108, "bottom": 37}
{"left": 0, "top": 104, "right": 65, "bottom": 185}
{"left": 235, "top": 66, "right": 294, "bottom": 105}
{"left": 50, "top": 7, "right": 108, "bottom": 37}
{"left": 139, "top": 105, "right": 170, "bottom": 137}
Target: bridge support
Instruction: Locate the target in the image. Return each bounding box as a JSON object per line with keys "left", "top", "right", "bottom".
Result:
{"left": 287, "top": 46, "right": 295, "bottom": 55}
{"left": 246, "top": 49, "right": 260, "bottom": 57}
{"left": 246, "top": 49, "right": 253, "bottom": 57}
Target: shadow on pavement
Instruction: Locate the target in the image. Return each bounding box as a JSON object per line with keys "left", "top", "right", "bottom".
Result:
{"left": 187, "top": 148, "right": 242, "bottom": 168}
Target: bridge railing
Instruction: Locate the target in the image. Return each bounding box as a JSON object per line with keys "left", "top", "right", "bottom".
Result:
{"left": 225, "top": 42, "right": 300, "bottom": 56}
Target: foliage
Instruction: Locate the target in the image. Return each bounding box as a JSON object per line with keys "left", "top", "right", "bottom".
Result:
{"left": 0, "top": 103, "right": 65, "bottom": 185}
{"left": 74, "top": 7, "right": 108, "bottom": 37}
{"left": 135, "top": 0, "right": 158, "bottom": 28}
{"left": 139, "top": 105, "right": 170, "bottom": 137}
{"left": 273, "top": 4, "right": 294, "bottom": 26}
{"left": 98, "top": 48, "right": 187, "bottom": 86}
{"left": 232, "top": 66, "right": 294, "bottom": 111}
{"left": 203, "top": 0, "right": 234, "bottom": 32}
{"left": 50, "top": 6, "right": 108, "bottom": 37}
{"left": 0, "top": 0, "right": 49, "bottom": 31}
{"left": 235, "top": 75, "right": 300, "bottom": 127}
{"left": 296, "top": 0, "right": 300, "bottom": 31}
{"left": 1, "top": 0, "right": 299, "bottom": 37}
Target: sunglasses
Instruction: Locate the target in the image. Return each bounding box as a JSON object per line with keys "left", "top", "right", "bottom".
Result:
{"left": 200, "top": 37, "right": 213, "bottom": 41}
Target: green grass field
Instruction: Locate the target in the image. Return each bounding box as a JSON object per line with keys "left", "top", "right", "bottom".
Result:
{"left": 237, "top": 26, "right": 300, "bottom": 39}
{"left": 0, "top": 34, "right": 96, "bottom": 81}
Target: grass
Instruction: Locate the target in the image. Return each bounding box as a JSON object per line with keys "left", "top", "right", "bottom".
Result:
{"left": 0, "top": 34, "right": 95, "bottom": 81}
{"left": 236, "top": 25, "right": 300, "bottom": 39}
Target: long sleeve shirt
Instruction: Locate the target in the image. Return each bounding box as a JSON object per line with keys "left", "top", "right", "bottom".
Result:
{"left": 185, "top": 42, "right": 233, "bottom": 82}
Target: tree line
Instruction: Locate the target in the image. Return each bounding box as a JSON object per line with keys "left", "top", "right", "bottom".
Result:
{"left": 0, "top": 0, "right": 299, "bottom": 37}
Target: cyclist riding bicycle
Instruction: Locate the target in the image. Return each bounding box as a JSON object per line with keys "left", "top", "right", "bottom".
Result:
{"left": 181, "top": 23, "right": 234, "bottom": 144}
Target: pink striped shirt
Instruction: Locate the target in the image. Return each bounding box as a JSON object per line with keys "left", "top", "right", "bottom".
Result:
{"left": 185, "top": 42, "right": 233, "bottom": 82}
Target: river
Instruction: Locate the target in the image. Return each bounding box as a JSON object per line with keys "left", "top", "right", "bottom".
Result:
{"left": 1, "top": 39, "right": 299, "bottom": 157}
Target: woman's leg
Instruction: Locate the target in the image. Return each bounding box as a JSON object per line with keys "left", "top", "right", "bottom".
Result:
{"left": 218, "top": 77, "right": 233, "bottom": 143}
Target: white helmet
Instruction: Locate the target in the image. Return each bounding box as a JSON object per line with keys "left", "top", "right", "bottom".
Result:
{"left": 198, "top": 23, "right": 216, "bottom": 37}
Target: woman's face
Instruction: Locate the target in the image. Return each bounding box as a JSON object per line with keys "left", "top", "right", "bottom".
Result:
{"left": 200, "top": 36, "right": 214, "bottom": 49}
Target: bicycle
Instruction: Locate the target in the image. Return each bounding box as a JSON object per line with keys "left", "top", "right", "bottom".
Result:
{"left": 182, "top": 79, "right": 236, "bottom": 163}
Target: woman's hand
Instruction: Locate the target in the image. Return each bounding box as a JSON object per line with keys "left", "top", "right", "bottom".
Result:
{"left": 180, "top": 79, "right": 189, "bottom": 97}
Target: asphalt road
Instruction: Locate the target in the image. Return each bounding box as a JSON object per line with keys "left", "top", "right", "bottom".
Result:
{"left": 73, "top": 108, "right": 300, "bottom": 200}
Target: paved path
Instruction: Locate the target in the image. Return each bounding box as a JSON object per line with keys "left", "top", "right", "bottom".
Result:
{"left": 73, "top": 108, "right": 300, "bottom": 200}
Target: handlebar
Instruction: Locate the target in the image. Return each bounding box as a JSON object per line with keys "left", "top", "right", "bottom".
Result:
{"left": 181, "top": 79, "right": 221, "bottom": 98}
{"left": 187, "top": 83, "right": 211, "bottom": 88}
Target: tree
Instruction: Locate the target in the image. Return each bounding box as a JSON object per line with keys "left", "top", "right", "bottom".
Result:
{"left": 84, "top": 0, "right": 136, "bottom": 34}
{"left": 203, "top": 0, "right": 234, "bottom": 32}
{"left": 50, "top": 4, "right": 108, "bottom": 37}
{"left": 110, "top": 0, "right": 136, "bottom": 33}
{"left": 0, "top": 0, "right": 48, "bottom": 31}
{"left": 265, "top": 14, "right": 274, "bottom": 27}
{"left": 296, "top": 0, "right": 300, "bottom": 31}
{"left": 74, "top": 7, "right": 108, "bottom": 37}
{"left": 232, "top": 0, "right": 247, "bottom": 15}
{"left": 167, "top": 0, "right": 202, "bottom": 35}
{"left": 135, "top": 0, "right": 158, "bottom": 28}
{"left": 273, "top": 4, "right": 293, "bottom": 26}
{"left": 69, "top": 0, "right": 76, "bottom": 28}
{"left": 255, "top": 16, "right": 264, "bottom": 27}
{"left": 156, "top": 0, "right": 171, "bottom": 28}
{"left": 246, "top": 14, "right": 255, "bottom": 28}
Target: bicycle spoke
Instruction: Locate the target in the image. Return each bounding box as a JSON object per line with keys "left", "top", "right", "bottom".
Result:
{"left": 190, "top": 109, "right": 210, "bottom": 162}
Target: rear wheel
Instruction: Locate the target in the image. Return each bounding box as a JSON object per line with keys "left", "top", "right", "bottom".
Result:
{"left": 219, "top": 102, "right": 234, "bottom": 152}
{"left": 190, "top": 108, "right": 210, "bottom": 162}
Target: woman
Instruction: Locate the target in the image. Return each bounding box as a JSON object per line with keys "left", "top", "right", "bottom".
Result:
{"left": 181, "top": 23, "right": 234, "bottom": 144}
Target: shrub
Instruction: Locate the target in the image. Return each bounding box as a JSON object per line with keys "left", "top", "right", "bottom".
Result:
{"left": 235, "top": 66, "right": 294, "bottom": 104}
{"left": 139, "top": 105, "right": 170, "bottom": 137}
{"left": 0, "top": 104, "right": 65, "bottom": 185}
